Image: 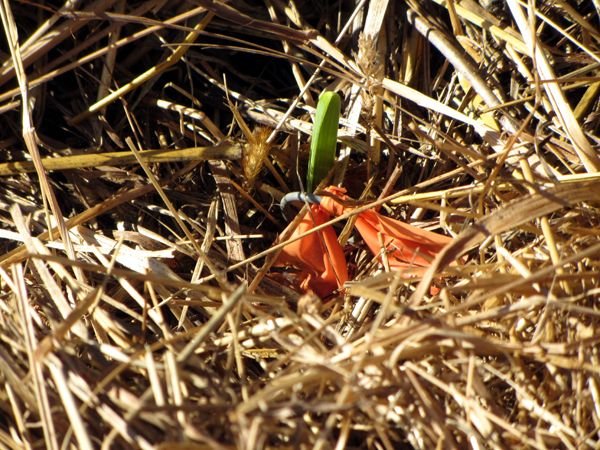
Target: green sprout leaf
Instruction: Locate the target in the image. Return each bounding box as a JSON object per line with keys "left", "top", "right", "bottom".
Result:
{"left": 307, "top": 91, "right": 341, "bottom": 192}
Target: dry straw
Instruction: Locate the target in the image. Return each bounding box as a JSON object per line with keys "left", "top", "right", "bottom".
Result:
{"left": 0, "top": 0, "right": 599, "bottom": 449}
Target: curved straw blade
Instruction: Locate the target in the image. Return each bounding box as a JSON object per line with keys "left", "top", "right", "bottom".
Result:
{"left": 307, "top": 91, "right": 341, "bottom": 192}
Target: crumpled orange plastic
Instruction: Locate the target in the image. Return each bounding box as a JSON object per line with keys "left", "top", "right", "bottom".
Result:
{"left": 276, "top": 187, "right": 453, "bottom": 297}
{"left": 275, "top": 203, "right": 348, "bottom": 298}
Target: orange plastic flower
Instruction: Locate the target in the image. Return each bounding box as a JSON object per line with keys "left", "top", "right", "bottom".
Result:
{"left": 276, "top": 187, "right": 453, "bottom": 297}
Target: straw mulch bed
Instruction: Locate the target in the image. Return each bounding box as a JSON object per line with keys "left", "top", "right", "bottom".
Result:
{"left": 1, "top": 1, "right": 599, "bottom": 449}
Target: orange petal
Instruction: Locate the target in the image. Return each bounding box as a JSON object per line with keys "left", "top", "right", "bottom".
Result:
{"left": 319, "top": 187, "right": 452, "bottom": 269}
{"left": 354, "top": 211, "right": 452, "bottom": 268}
{"left": 276, "top": 204, "right": 348, "bottom": 297}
